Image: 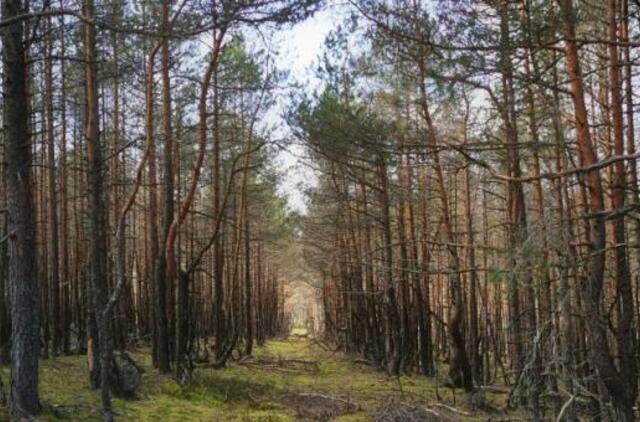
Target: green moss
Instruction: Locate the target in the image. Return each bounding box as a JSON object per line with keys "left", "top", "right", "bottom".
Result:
{"left": 0, "top": 339, "right": 519, "bottom": 421}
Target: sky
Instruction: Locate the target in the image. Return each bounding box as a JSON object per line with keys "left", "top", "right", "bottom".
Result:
{"left": 260, "top": 6, "right": 344, "bottom": 214}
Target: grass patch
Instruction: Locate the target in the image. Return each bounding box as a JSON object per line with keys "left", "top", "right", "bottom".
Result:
{"left": 0, "top": 338, "right": 518, "bottom": 421}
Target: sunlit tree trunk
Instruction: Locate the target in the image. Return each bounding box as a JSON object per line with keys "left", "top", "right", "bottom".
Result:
{"left": 607, "top": 0, "right": 637, "bottom": 406}
{"left": 558, "top": 0, "right": 633, "bottom": 418}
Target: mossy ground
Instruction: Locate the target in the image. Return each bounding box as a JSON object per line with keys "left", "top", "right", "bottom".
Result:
{"left": 0, "top": 337, "right": 517, "bottom": 421}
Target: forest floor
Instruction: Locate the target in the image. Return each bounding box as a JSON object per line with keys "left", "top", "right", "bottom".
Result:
{"left": 0, "top": 334, "right": 521, "bottom": 421}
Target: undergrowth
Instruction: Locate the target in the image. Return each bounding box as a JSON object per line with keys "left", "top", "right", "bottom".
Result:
{"left": 0, "top": 338, "right": 515, "bottom": 421}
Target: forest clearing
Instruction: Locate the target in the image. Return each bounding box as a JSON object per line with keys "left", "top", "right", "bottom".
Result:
{"left": 3, "top": 0, "right": 640, "bottom": 420}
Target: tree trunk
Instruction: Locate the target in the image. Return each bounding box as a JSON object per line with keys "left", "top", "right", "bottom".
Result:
{"left": 159, "top": 0, "right": 176, "bottom": 368}
{"left": 377, "top": 156, "right": 401, "bottom": 375}
{"left": 242, "top": 140, "right": 254, "bottom": 357}
{"left": 417, "top": 56, "right": 473, "bottom": 393}
{"left": 607, "top": 0, "right": 637, "bottom": 408}
{"left": 83, "top": 0, "right": 114, "bottom": 417}
{"left": 143, "top": 26, "right": 171, "bottom": 373}
{"left": 462, "top": 93, "right": 481, "bottom": 384}
{"left": 2, "top": 0, "right": 41, "bottom": 417}
{"left": 213, "top": 59, "right": 226, "bottom": 362}
{"left": 44, "top": 15, "right": 61, "bottom": 356}
{"left": 558, "top": 1, "right": 633, "bottom": 419}
{"left": 498, "top": 3, "right": 540, "bottom": 415}
{"left": 59, "top": 9, "right": 71, "bottom": 355}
